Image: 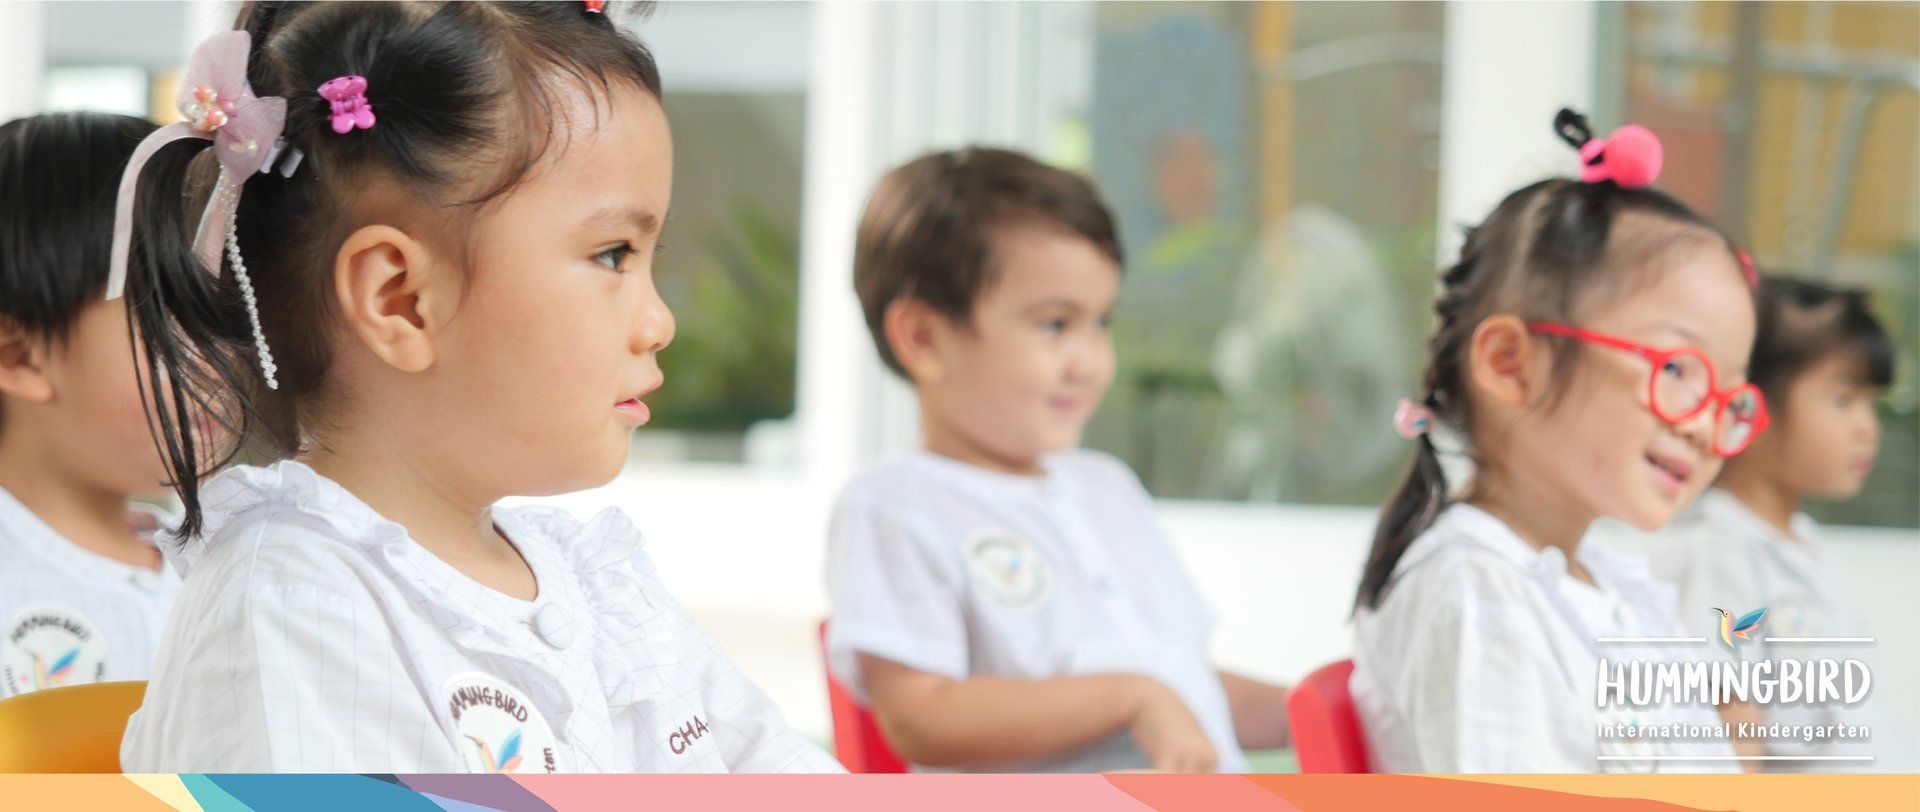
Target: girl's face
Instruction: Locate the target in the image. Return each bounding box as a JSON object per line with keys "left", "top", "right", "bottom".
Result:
{"left": 408, "top": 82, "right": 674, "bottom": 498}
{"left": 1500, "top": 238, "right": 1757, "bottom": 532}
{"left": 1743, "top": 352, "right": 1883, "bottom": 500}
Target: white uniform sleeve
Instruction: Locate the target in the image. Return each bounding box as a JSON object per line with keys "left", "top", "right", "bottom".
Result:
{"left": 670, "top": 609, "right": 846, "bottom": 774}
{"left": 124, "top": 523, "right": 445, "bottom": 772}
{"left": 1402, "top": 591, "right": 1588, "bottom": 773}
{"left": 823, "top": 493, "right": 968, "bottom": 698}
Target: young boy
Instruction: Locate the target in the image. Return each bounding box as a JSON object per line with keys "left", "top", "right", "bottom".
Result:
{"left": 0, "top": 113, "right": 191, "bottom": 697}
{"left": 1654, "top": 275, "right": 1916, "bottom": 771}
{"left": 824, "top": 147, "right": 1289, "bottom": 773}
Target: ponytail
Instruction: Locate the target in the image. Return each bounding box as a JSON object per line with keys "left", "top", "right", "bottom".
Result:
{"left": 123, "top": 139, "right": 260, "bottom": 541}
{"left": 1355, "top": 416, "right": 1448, "bottom": 611}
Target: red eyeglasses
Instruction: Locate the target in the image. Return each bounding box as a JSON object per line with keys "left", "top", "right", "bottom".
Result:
{"left": 1526, "top": 322, "right": 1769, "bottom": 456}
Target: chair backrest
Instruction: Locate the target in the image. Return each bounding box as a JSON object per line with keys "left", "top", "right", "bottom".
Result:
{"left": 1286, "top": 659, "right": 1371, "bottom": 773}
{"left": 817, "top": 620, "right": 908, "bottom": 773}
{"left": 0, "top": 681, "right": 147, "bottom": 773}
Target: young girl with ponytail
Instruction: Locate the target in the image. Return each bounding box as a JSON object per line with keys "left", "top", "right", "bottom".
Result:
{"left": 116, "top": 2, "right": 839, "bottom": 774}
{"left": 1349, "top": 110, "right": 1767, "bottom": 773}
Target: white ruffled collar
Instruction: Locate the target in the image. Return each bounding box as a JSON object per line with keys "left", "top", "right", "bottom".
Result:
{"left": 178, "top": 461, "right": 677, "bottom": 706}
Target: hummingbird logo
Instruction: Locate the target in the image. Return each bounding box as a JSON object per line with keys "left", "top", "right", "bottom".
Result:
{"left": 1712, "top": 607, "right": 1766, "bottom": 652}
{"left": 29, "top": 647, "right": 80, "bottom": 690}
{"left": 463, "top": 729, "right": 524, "bottom": 773}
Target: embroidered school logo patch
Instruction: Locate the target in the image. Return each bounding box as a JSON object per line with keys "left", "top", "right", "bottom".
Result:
{"left": 1712, "top": 606, "right": 1766, "bottom": 652}
{"left": 0, "top": 603, "right": 108, "bottom": 697}
{"left": 965, "top": 532, "right": 1048, "bottom": 608}
{"left": 443, "top": 672, "right": 560, "bottom": 773}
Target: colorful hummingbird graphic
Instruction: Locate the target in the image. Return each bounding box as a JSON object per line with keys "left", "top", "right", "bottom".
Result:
{"left": 1712, "top": 607, "right": 1766, "bottom": 652}
{"left": 29, "top": 648, "right": 80, "bottom": 689}
{"left": 464, "top": 729, "right": 524, "bottom": 773}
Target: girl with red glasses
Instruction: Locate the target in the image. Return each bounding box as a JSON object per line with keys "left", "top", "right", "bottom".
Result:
{"left": 1349, "top": 110, "right": 1761, "bottom": 774}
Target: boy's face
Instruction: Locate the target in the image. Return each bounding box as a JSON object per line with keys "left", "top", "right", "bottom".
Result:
{"left": 1745, "top": 351, "right": 1882, "bottom": 500}
{"left": 916, "top": 223, "right": 1119, "bottom": 470}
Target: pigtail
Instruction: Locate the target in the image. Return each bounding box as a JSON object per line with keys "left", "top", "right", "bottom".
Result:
{"left": 1352, "top": 183, "right": 1550, "bottom": 613}
{"left": 123, "top": 140, "right": 260, "bottom": 540}
{"left": 1355, "top": 416, "right": 1448, "bottom": 611}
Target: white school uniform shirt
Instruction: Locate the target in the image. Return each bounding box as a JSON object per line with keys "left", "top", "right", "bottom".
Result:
{"left": 0, "top": 486, "right": 179, "bottom": 697}
{"left": 1351, "top": 503, "right": 1738, "bottom": 773}
{"left": 824, "top": 449, "right": 1248, "bottom": 773}
{"left": 1651, "top": 488, "right": 1918, "bottom": 772}
{"left": 120, "top": 461, "right": 842, "bottom": 774}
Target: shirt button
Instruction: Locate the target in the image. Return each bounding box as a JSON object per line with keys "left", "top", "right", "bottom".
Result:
{"left": 535, "top": 603, "right": 576, "bottom": 649}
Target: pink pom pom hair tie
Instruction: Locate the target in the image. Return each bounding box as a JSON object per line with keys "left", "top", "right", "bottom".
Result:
{"left": 1737, "top": 250, "right": 1758, "bottom": 288}
{"left": 318, "top": 75, "right": 375, "bottom": 134}
{"left": 1555, "top": 108, "right": 1663, "bottom": 189}
{"left": 1393, "top": 398, "right": 1435, "bottom": 440}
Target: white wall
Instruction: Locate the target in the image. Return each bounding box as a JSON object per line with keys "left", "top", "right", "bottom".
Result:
{"left": 0, "top": 3, "right": 47, "bottom": 122}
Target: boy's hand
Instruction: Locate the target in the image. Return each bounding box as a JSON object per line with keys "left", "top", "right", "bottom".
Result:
{"left": 1128, "top": 678, "right": 1217, "bottom": 773}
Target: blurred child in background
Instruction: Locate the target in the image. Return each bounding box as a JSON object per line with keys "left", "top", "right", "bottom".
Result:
{"left": 824, "top": 147, "right": 1290, "bottom": 773}
{"left": 0, "top": 112, "right": 202, "bottom": 697}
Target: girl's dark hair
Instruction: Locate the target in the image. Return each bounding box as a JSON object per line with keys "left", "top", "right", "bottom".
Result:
{"left": 1748, "top": 275, "right": 1894, "bottom": 407}
{"left": 129, "top": 1, "right": 663, "bottom": 538}
{"left": 1353, "top": 109, "right": 1750, "bottom": 612}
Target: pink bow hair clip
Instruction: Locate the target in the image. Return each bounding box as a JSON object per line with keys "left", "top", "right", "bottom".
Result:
{"left": 1393, "top": 398, "right": 1435, "bottom": 440}
{"left": 106, "top": 30, "right": 287, "bottom": 300}
{"left": 318, "top": 75, "right": 375, "bottom": 134}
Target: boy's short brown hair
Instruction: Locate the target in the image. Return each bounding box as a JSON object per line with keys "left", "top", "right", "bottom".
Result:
{"left": 853, "top": 147, "right": 1123, "bottom": 378}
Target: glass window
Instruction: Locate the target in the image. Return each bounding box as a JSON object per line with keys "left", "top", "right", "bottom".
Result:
{"left": 1065, "top": 2, "right": 1447, "bottom": 506}
{"left": 1604, "top": 2, "right": 1919, "bottom": 528}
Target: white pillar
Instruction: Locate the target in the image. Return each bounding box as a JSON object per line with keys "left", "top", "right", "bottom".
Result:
{"left": 794, "top": 0, "right": 1068, "bottom": 478}
{"left": 0, "top": 1, "right": 47, "bottom": 121}
{"left": 184, "top": 0, "right": 234, "bottom": 44}
{"left": 794, "top": 0, "right": 885, "bottom": 486}
{"left": 1435, "top": 1, "right": 1598, "bottom": 264}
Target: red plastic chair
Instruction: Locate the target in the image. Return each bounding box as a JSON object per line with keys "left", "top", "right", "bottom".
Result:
{"left": 817, "top": 620, "right": 908, "bottom": 773}
{"left": 1286, "top": 659, "right": 1372, "bottom": 773}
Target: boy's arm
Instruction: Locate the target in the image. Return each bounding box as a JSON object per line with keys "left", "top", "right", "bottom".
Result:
{"left": 860, "top": 653, "right": 1217, "bottom": 772}
{"left": 1218, "top": 671, "right": 1291, "bottom": 750}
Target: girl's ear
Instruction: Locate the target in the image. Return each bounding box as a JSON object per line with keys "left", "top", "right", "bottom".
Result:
{"left": 0, "top": 319, "right": 55, "bottom": 404}
{"left": 884, "top": 297, "right": 958, "bottom": 384}
{"left": 333, "top": 224, "right": 452, "bottom": 374}
{"left": 1467, "top": 314, "right": 1543, "bottom": 410}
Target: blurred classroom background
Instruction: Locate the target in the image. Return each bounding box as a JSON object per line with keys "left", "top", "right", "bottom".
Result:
{"left": 1, "top": 1, "right": 1914, "bottom": 764}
